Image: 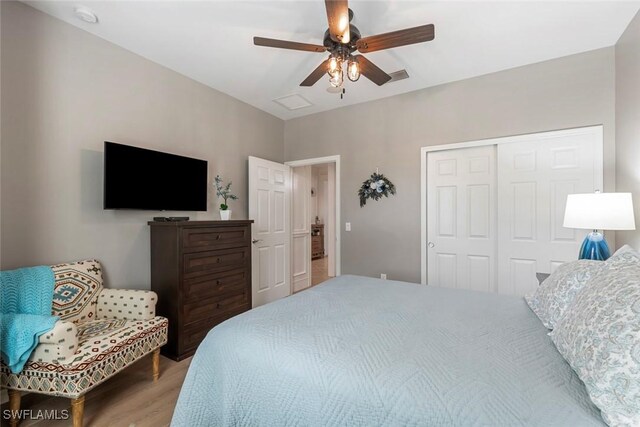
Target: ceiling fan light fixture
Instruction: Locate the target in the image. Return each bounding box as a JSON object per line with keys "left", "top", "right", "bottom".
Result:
{"left": 347, "top": 58, "right": 360, "bottom": 82}
{"left": 329, "top": 69, "right": 343, "bottom": 88}
{"left": 253, "top": 1, "right": 434, "bottom": 89}
{"left": 327, "top": 56, "right": 340, "bottom": 75}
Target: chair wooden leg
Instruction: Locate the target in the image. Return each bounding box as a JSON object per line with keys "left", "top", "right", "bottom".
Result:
{"left": 8, "top": 389, "right": 21, "bottom": 427}
{"left": 71, "top": 395, "right": 85, "bottom": 427}
{"left": 152, "top": 348, "right": 160, "bottom": 382}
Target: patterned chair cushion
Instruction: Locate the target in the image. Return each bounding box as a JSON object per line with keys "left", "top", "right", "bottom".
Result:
{"left": 1, "top": 316, "right": 168, "bottom": 398}
{"left": 76, "top": 318, "right": 128, "bottom": 342}
{"left": 51, "top": 260, "right": 103, "bottom": 324}
{"left": 524, "top": 259, "right": 602, "bottom": 329}
{"left": 550, "top": 251, "right": 640, "bottom": 426}
{"left": 68, "top": 317, "right": 165, "bottom": 367}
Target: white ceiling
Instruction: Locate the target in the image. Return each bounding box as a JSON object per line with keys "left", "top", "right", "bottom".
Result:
{"left": 25, "top": 1, "right": 640, "bottom": 120}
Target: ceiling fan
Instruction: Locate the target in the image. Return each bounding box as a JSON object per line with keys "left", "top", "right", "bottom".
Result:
{"left": 253, "top": 0, "right": 435, "bottom": 89}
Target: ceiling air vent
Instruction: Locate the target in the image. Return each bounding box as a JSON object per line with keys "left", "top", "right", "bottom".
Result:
{"left": 388, "top": 69, "right": 409, "bottom": 83}
{"left": 273, "top": 94, "right": 312, "bottom": 111}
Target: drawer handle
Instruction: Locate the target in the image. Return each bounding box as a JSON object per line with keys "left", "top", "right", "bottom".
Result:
{"left": 216, "top": 235, "right": 221, "bottom": 240}
{"left": 216, "top": 280, "right": 221, "bottom": 285}
{"left": 216, "top": 303, "right": 221, "bottom": 309}
{"left": 216, "top": 258, "right": 221, "bottom": 263}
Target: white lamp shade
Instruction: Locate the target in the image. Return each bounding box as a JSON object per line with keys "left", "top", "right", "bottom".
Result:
{"left": 563, "top": 193, "right": 636, "bottom": 231}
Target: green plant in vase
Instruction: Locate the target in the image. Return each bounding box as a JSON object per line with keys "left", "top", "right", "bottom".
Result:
{"left": 214, "top": 175, "right": 238, "bottom": 220}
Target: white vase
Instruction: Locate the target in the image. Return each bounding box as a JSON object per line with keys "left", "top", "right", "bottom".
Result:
{"left": 220, "top": 209, "right": 231, "bottom": 220}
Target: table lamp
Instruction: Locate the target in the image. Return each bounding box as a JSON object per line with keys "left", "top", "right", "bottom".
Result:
{"left": 563, "top": 192, "right": 636, "bottom": 260}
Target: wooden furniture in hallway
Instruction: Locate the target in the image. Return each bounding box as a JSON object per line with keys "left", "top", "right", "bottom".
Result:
{"left": 311, "top": 224, "right": 325, "bottom": 260}
{"left": 149, "top": 220, "right": 253, "bottom": 361}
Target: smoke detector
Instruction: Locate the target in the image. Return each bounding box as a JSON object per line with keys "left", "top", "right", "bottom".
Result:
{"left": 74, "top": 6, "right": 99, "bottom": 24}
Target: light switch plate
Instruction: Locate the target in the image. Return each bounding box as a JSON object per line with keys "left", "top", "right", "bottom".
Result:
{"left": 345, "top": 222, "right": 351, "bottom": 231}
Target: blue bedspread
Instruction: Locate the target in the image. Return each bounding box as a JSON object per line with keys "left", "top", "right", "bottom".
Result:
{"left": 0, "top": 266, "right": 58, "bottom": 373}
{"left": 172, "top": 275, "right": 604, "bottom": 426}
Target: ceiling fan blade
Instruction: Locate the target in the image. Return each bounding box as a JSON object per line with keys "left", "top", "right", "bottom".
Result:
{"left": 300, "top": 59, "right": 330, "bottom": 87}
{"left": 356, "top": 24, "right": 435, "bottom": 53}
{"left": 254, "top": 37, "right": 326, "bottom": 53}
{"left": 325, "top": 0, "right": 350, "bottom": 44}
{"left": 354, "top": 55, "right": 391, "bottom": 86}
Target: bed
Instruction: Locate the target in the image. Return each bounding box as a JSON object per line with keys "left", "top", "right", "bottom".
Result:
{"left": 171, "top": 275, "right": 604, "bottom": 426}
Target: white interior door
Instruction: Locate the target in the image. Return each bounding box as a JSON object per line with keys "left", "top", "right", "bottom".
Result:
{"left": 427, "top": 146, "right": 497, "bottom": 292}
{"left": 291, "top": 166, "right": 312, "bottom": 292}
{"left": 248, "top": 156, "right": 291, "bottom": 307}
{"left": 497, "top": 128, "right": 602, "bottom": 295}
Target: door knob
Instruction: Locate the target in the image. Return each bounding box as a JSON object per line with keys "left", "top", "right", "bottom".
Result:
{"left": 252, "top": 239, "right": 262, "bottom": 244}
{"left": 428, "top": 242, "right": 435, "bottom": 248}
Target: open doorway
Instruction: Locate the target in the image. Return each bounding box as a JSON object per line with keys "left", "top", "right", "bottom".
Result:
{"left": 310, "top": 164, "right": 334, "bottom": 285}
{"left": 286, "top": 156, "right": 340, "bottom": 293}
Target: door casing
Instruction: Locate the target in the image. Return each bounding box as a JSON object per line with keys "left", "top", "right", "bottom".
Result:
{"left": 286, "top": 155, "right": 342, "bottom": 291}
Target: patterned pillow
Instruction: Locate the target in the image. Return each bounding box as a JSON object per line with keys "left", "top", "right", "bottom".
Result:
{"left": 613, "top": 244, "right": 639, "bottom": 258}
{"left": 550, "top": 251, "right": 640, "bottom": 426}
{"left": 51, "top": 260, "right": 104, "bottom": 324}
{"left": 525, "top": 259, "right": 602, "bottom": 329}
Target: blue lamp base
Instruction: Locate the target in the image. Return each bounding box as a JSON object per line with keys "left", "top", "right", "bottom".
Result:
{"left": 578, "top": 231, "right": 611, "bottom": 261}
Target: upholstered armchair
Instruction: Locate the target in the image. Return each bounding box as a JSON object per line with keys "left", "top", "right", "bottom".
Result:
{"left": 1, "top": 260, "right": 168, "bottom": 427}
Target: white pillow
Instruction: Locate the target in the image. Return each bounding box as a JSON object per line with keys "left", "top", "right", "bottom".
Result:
{"left": 550, "top": 251, "right": 640, "bottom": 426}
{"left": 524, "top": 259, "right": 602, "bottom": 329}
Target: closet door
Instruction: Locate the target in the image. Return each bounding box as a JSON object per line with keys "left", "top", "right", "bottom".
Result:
{"left": 497, "top": 129, "right": 601, "bottom": 296}
{"left": 427, "top": 146, "right": 497, "bottom": 292}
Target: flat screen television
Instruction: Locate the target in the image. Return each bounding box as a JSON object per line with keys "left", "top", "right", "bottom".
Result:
{"left": 104, "top": 141, "right": 208, "bottom": 211}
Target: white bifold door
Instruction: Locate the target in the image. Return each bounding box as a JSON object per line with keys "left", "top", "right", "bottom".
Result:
{"left": 496, "top": 129, "right": 601, "bottom": 295}
{"left": 248, "top": 156, "right": 291, "bottom": 307}
{"left": 427, "top": 146, "right": 497, "bottom": 292}
{"left": 426, "top": 126, "right": 602, "bottom": 296}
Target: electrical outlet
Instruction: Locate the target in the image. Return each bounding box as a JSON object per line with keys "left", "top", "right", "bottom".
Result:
{"left": 345, "top": 222, "right": 351, "bottom": 231}
{"left": 380, "top": 273, "right": 387, "bottom": 280}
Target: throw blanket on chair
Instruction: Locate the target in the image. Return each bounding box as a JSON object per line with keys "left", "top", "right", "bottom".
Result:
{"left": 0, "top": 266, "right": 59, "bottom": 373}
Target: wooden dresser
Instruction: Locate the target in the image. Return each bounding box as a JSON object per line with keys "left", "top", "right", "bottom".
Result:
{"left": 311, "top": 224, "right": 325, "bottom": 260}
{"left": 148, "top": 220, "right": 253, "bottom": 360}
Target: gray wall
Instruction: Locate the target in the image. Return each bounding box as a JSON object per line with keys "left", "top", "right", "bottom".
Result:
{"left": 285, "top": 48, "right": 616, "bottom": 283}
{"left": 0, "top": 0, "right": 624, "bottom": 288}
{"left": 0, "top": 2, "right": 283, "bottom": 289}
{"left": 616, "top": 11, "right": 640, "bottom": 249}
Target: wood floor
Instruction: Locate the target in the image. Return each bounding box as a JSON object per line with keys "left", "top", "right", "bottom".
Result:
{"left": 311, "top": 256, "right": 333, "bottom": 286}
{"left": 3, "top": 355, "right": 191, "bottom": 427}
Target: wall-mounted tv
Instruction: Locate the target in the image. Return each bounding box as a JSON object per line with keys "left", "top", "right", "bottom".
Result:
{"left": 104, "top": 141, "right": 208, "bottom": 211}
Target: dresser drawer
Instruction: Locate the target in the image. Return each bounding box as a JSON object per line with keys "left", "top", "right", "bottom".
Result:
{"left": 182, "top": 303, "right": 250, "bottom": 351}
{"left": 182, "top": 226, "right": 250, "bottom": 252}
{"left": 183, "top": 269, "right": 248, "bottom": 301}
{"left": 184, "top": 291, "right": 248, "bottom": 326}
{"left": 183, "top": 247, "right": 249, "bottom": 277}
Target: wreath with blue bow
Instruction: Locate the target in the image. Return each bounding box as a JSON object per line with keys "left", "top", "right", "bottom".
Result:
{"left": 358, "top": 172, "right": 396, "bottom": 207}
